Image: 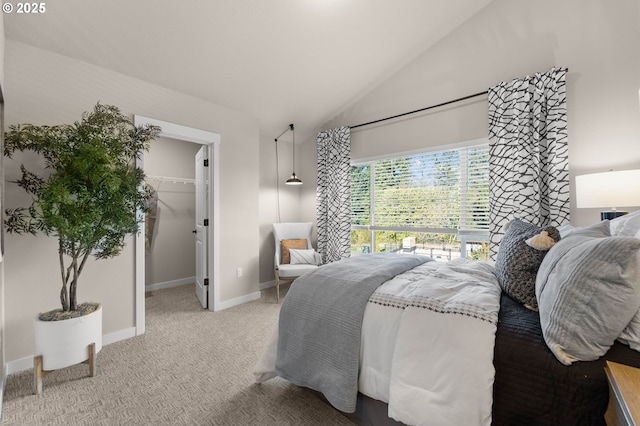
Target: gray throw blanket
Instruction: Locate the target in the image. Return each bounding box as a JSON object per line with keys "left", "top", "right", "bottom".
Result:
{"left": 275, "top": 253, "right": 429, "bottom": 413}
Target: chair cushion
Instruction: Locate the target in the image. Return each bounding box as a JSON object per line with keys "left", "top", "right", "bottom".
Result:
{"left": 278, "top": 263, "right": 318, "bottom": 278}
{"left": 281, "top": 239, "right": 308, "bottom": 264}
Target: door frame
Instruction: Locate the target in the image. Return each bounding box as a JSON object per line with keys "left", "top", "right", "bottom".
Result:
{"left": 194, "top": 145, "right": 208, "bottom": 309}
{"left": 133, "top": 115, "right": 221, "bottom": 336}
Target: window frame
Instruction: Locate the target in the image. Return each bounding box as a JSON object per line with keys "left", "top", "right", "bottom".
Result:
{"left": 350, "top": 138, "right": 490, "bottom": 259}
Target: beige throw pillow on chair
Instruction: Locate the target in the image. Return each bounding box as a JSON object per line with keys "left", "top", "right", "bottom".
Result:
{"left": 280, "top": 239, "right": 308, "bottom": 264}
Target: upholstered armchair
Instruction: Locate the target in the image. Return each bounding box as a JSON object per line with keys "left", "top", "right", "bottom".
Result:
{"left": 273, "top": 222, "right": 321, "bottom": 302}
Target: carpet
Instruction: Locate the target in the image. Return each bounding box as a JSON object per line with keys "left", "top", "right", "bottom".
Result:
{"left": 0, "top": 283, "right": 355, "bottom": 425}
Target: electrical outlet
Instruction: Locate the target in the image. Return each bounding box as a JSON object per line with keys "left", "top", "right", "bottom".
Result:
{"left": 236, "top": 267, "right": 243, "bottom": 278}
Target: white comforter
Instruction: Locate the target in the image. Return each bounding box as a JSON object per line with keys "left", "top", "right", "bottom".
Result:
{"left": 254, "top": 258, "right": 501, "bottom": 426}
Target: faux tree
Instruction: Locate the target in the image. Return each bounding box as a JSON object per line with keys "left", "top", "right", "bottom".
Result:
{"left": 4, "top": 103, "right": 160, "bottom": 316}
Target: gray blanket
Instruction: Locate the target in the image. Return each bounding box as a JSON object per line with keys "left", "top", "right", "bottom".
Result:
{"left": 275, "top": 253, "right": 430, "bottom": 413}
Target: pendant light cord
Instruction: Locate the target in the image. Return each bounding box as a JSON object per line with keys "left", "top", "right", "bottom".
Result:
{"left": 274, "top": 123, "right": 297, "bottom": 222}
{"left": 291, "top": 124, "right": 295, "bottom": 176}
{"left": 275, "top": 139, "right": 282, "bottom": 223}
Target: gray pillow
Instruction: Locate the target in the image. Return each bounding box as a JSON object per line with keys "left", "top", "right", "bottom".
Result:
{"left": 494, "top": 219, "right": 561, "bottom": 310}
{"left": 619, "top": 311, "right": 640, "bottom": 351}
{"left": 536, "top": 221, "right": 640, "bottom": 365}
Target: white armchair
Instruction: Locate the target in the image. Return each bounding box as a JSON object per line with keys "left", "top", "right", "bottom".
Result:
{"left": 273, "top": 222, "right": 320, "bottom": 302}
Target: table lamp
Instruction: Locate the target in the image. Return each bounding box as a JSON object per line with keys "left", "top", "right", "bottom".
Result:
{"left": 575, "top": 169, "right": 640, "bottom": 220}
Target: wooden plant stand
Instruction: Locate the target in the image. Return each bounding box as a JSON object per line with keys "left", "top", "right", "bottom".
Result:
{"left": 33, "top": 342, "right": 97, "bottom": 395}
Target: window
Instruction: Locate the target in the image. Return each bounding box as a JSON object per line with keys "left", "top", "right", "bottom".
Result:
{"left": 351, "top": 142, "right": 490, "bottom": 261}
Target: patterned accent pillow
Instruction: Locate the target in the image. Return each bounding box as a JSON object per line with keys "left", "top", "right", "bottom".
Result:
{"left": 289, "top": 249, "right": 322, "bottom": 266}
{"left": 493, "top": 219, "right": 561, "bottom": 310}
{"left": 280, "top": 239, "right": 308, "bottom": 264}
{"left": 536, "top": 222, "right": 640, "bottom": 365}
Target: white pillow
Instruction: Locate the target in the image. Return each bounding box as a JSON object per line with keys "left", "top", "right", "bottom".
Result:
{"left": 289, "top": 249, "right": 322, "bottom": 266}
{"left": 611, "top": 210, "right": 640, "bottom": 237}
{"left": 557, "top": 223, "right": 578, "bottom": 238}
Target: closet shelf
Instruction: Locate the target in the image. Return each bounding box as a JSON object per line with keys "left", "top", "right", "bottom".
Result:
{"left": 146, "top": 175, "right": 196, "bottom": 185}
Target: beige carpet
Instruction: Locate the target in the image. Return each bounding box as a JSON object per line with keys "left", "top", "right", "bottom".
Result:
{"left": 1, "top": 284, "right": 355, "bottom": 425}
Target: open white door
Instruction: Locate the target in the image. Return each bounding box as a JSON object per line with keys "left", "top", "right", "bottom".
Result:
{"left": 194, "top": 146, "right": 209, "bottom": 308}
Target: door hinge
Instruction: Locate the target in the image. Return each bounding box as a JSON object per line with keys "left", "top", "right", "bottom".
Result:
{"left": 204, "top": 278, "right": 209, "bottom": 286}
{"left": 203, "top": 159, "right": 209, "bottom": 167}
{"left": 204, "top": 219, "right": 209, "bottom": 226}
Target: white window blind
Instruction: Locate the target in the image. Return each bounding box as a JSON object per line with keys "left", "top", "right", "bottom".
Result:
{"left": 351, "top": 144, "right": 490, "bottom": 235}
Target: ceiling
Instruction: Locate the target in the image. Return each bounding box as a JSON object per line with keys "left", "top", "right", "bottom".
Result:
{"left": 3, "top": 0, "right": 494, "bottom": 142}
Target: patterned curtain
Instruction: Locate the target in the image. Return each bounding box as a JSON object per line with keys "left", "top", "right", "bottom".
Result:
{"left": 316, "top": 126, "right": 351, "bottom": 263}
{"left": 488, "top": 67, "right": 570, "bottom": 259}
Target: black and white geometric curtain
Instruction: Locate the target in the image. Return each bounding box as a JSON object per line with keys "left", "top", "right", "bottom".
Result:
{"left": 316, "top": 126, "right": 352, "bottom": 263}
{"left": 488, "top": 67, "right": 570, "bottom": 259}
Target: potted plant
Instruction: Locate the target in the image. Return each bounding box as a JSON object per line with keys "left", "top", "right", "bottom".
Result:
{"left": 4, "top": 103, "right": 160, "bottom": 393}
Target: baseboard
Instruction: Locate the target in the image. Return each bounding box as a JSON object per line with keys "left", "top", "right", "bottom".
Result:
{"left": 7, "top": 356, "right": 34, "bottom": 375}
{"left": 102, "top": 326, "right": 136, "bottom": 346}
{"left": 7, "top": 326, "right": 137, "bottom": 375}
{"left": 216, "top": 291, "right": 261, "bottom": 311}
{"left": 0, "top": 362, "right": 6, "bottom": 419}
{"left": 259, "top": 280, "right": 276, "bottom": 290}
{"left": 146, "top": 277, "right": 195, "bottom": 292}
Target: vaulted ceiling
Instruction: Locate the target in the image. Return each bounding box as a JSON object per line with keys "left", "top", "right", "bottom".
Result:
{"left": 3, "top": 0, "right": 494, "bottom": 140}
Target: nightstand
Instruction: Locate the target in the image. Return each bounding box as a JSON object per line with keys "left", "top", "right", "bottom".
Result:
{"left": 605, "top": 361, "right": 640, "bottom": 426}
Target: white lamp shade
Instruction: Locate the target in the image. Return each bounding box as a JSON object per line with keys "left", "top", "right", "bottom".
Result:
{"left": 575, "top": 169, "right": 640, "bottom": 209}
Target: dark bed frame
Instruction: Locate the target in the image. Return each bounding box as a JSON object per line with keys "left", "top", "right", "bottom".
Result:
{"left": 334, "top": 293, "right": 640, "bottom": 426}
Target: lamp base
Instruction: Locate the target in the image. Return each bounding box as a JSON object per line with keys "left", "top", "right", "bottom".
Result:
{"left": 601, "top": 211, "right": 628, "bottom": 221}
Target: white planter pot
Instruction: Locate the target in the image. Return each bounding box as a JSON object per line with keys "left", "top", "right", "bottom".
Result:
{"left": 33, "top": 305, "right": 103, "bottom": 371}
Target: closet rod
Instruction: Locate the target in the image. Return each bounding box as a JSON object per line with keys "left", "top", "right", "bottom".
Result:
{"left": 146, "top": 175, "right": 196, "bottom": 185}
{"left": 350, "top": 90, "right": 488, "bottom": 129}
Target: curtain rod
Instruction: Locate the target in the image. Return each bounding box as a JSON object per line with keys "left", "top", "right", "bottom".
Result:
{"left": 350, "top": 90, "right": 488, "bottom": 129}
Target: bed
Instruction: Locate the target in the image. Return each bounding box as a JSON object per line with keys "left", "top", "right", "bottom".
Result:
{"left": 492, "top": 291, "right": 640, "bottom": 425}
{"left": 254, "top": 217, "right": 640, "bottom": 425}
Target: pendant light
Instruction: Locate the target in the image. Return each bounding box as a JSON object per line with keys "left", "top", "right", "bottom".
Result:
{"left": 283, "top": 123, "right": 302, "bottom": 185}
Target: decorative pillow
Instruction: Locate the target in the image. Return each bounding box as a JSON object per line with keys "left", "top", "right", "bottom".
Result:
{"left": 557, "top": 223, "right": 579, "bottom": 238}
{"left": 536, "top": 222, "right": 640, "bottom": 365}
{"left": 619, "top": 310, "right": 640, "bottom": 351}
{"left": 573, "top": 219, "right": 611, "bottom": 238}
{"left": 611, "top": 210, "right": 640, "bottom": 237}
{"left": 525, "top": 230, "right": 558, "bottom": 250}
{"left": 289, "top": 249, "right": 322, "bottom": 266}
{"left": 616, "top": 212, "right": 640, "bottom": 350}
{"left": 280, "top": 239, "right": 308, "bottom": 264}
{"left": 493, "top": 219, "right": 561, "bottom": 310}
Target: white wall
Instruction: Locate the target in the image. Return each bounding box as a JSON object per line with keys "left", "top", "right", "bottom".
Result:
{"left": 3, "top": 41, "right": 260, "bottom": 364}
{"left": 302, "top": 0, "right": 640, "bottom": 227}
{"left": 144, "top": 137, "right": 200, "bottom": 287}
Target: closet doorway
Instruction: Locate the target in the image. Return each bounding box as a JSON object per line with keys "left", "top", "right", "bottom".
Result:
{"left": 144, "top": 137, "right": 200, "bottom": 297}
{"left": 133, "top": 116, "right": 220, "bottom": 336}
